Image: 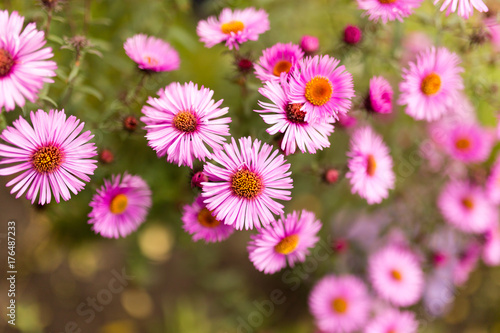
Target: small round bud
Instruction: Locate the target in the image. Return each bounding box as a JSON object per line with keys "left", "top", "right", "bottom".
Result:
{"left": 323, "top": 168, "right": 339, "bottom": 184}
{"left": 191, "top": 171, "right": 209, "bottom": 189}
{"left": 343, "top": 25, "right": 362, "bottom": 45}
{"left": 123, "top": 115, "right": 138, "bottom": 132}
{"left": 99, "top": 149, "right": 114, "bottom": 164}
{"left": 300, "top": 35, "right": 319, "bottom": 55}
{"left": 332, "top": 238, "right": 349, "bottom": 253}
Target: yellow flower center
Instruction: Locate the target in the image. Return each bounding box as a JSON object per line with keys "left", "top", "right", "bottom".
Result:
{"left": 110, "top": 194, "right": 129, "bottom": 214}
{"left": 305, "top": 76, "right": 333, "bottom": 106}
{"left": 32, "top": 145, "right": 64, "bottom": 173}
{"left": 366, "top": 154, "right": 377, "bottom": 176}
{"left": 221, "top": 20, "right": 245, "bottom": 34}
{"left": 231, "top": 169, "right": 264, "bottom": 199}
{"left": 173, "top": 111, "right": 197, "bottom": 133}
{"left": 143, "top": 55, "right": 159, "bottom": 66}
{"left": 0, "top": 48, "right": 14, "bottom": 77}
{"left": 286, "top": 103, "right": 306, "bottom": 124}
{"left": 455, "top": 137, "right": 471, "bottom": 151}
{"left": 272, "top": 60, "right": 293, "bottom": 77}
{"left": 420, "top": 73, "right": 442, "bottom": 95}
{"left": 197, "top": 208, "right": 220, "bottom": 228}
{"left": 331, "top": 297, "right": 349, "bottom": 314}
{"left": 274, "top": 234, "right": 299, "bottom": 254}
{"left": 390, "top": 269, "right": 403, "bottom": 281}
{"left": 461, "top": 197, "right": 475, "bottom": 210}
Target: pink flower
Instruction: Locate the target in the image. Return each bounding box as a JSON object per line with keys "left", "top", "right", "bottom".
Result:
{"left": 357, "top": 0, "right": 424, "bottom": 23}
{"left": 483, "top": 224, "right": 500, "bottom": 266}
{"left": 337, "top": 113, "right": 357, "bottom": 128}
{"left": 0, "top": 10, "right": 57, "bottom": 112}
{"left": 202, "top": 137, "right": 293, "bottom": 230}
{"left": 454, "top": 242, "right": 481, "bottom": 285}
{"left": 196, "top": 7, "right": 269, "bottom": 50}
{"left": 434, "top": 0, "right": 488, "bottom": 19}
{"left": 369, "top": 245, "right": 424, "bottom": 307}
{"left": 181, "top": 195, "right": 235, "bottom": 243}
{"left": 141, "top": 82, "right": 231, "bottom": 168}
{"left": 248, "top": 210, "right": 321, "bottom": 274}
{"left": 124, "top": 34, "right": 180, "bottom": 72}
{"left": 309, "top": 275, "right": 371, "bottom": 333}
{"left": 88, "top": 173, "right": 152, "bottom": 238}
{"left": 256, "top": 76, "right": 335, "bottom": 155}
{"left": 0, "top": 109, "right": 97, "bottom": 205}
{"left": 367, "top": 76, "right": 393, "bottom": 114}
{"left": 438, "top": 180, "right": 497, "bottom": 234}
{"left": 288, "top": 55, "right": 355, "bottom": 123}
{"left": 399, "top": 47, "right": 464, "bottom": 121}
{"left": 300, "top": 35, "right": 319, "bottom": 54}
{"left": 441, "top": 122, "right": 493, "bottom": 163}
{"left": 254, "top": 43, "right": 304, "bottom": 82}
{"left": 346, "top": 126, "right": 395, "bottom": 205}
{"left": 486, "top": 156, "right": 500, "bottom": 204}
{"left": 365, "top": 309, "right": 418, "bottom": 333}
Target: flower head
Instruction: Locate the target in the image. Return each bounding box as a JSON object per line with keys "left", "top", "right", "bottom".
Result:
{"left": 254, "top": 43, "right": 304, "bottom": 82}
{"left": 434, "top": 0, "right": 488, "bottom": 19}
{"left": 357, "top": 0, "right": 424, "bottom": 23}
{"left": 440, "top": 122, "right": 493, "bottom": 163}
{"left": 367, "top": 76, "right": 393, "bottom": 114}
{"left": 124, "top": 34, "right": 180, "bottom": 72}
{"left": 365, "top": 309, "right": 418, "bottom": 333}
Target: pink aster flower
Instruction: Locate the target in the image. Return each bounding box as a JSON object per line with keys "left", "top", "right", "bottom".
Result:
{"left": 441, "top": 122, "right": 493, "bottom": 163}
{"left": 202, "top": 137, "right": 293, "bottom": 230}
{"left": 0, "top": 10, "right": 57, "bottom": 112}
{"left": 367, "top": 76, "right": 393, "bottom": 114}
{"left": 124, "top": 34, "right": 180, "bottom": 72}
{"left": 309, "top": 275, "right": 371, "bottom": 333}
{"left": 141, "top": 82, "right": 231, "bottom": 168}
{"left": 486, "top": 156, "right": 500, "bottom": 204}
{"left": 196, "top": 7, "right": 269, "bottom": 50}
{"left": 399, "top": 47, "right": 464, "bottom": 121}
{"left": 181, "top": 195, "right": 235, "bottom": 243}
{"left": 346, "top": 126, "right": 395, "bottom": 205}
{"left": 247, "top": 210, "right": 321, "bottom": 274}
{"left": 288, "top": 55, "right": 355, "bottom": 123}
{"left": 369, "top": 245, "right": 424, "bottom": 307}
{"left": 88, "top": 173, "right": 151, "bottom": 238}
{"left": 357, "top": 0, "right": 424, "bottom": 23}
{"left": 434, "top": 0, "right": 488, "bottom": 19}
{"left": 254, "top": 42, "right": 304, "bottom": 82}
{"left": 256, "top": 76, "right": 335, "bottom": 155}
{"left": 0, "top": 109, "right": 97, "bottom": 205}
{"left": 483, "top": 224, "right": 500, "bottom": 266}
{"left": 438, "top": 180, "right": 497, "bottom": 234}
{"left": 365, "top": 309, "right": 418, "bottom": 333}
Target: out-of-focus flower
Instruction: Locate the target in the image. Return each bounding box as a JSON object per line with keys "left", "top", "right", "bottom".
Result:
{"left": 0, "top": 109, "right": 97, "bottom": 204}
{"left": 254, "top": 43, "right": 304, "bottom": 82}
{"left": 357, "top": 0, "right": 423, "bottom": 23}
{"left": 365, "top": 308, "right": 418, "bottom": 333}
{"left": 88, "top": 173, "right": 152, "bottom": 238}
{"left": 300, "top": 35, "right": 319, "bottom": 55}
{"left": 401, "top": 32, "right": 433, "bottom": 64}
{"left": 366, "top": 76, "right": 393, "bottom": 114}
{"left": 202, "top": 137, "right": 293, "bottom": 230}
{"left": 439, "top": 122, "right": 494, "bottom": 163}
{"left": 343, "top": 25, "right": 362, "bottom": 45}
{"left": 485, "top": 17, "right": 500, "bottom": 52}
{"left": 483, "top": 224, "right": 500, "bottom": 266}
{"left": 123, "top": 115, "right": 138, "bottom": 132}
{"left": 337, "top": 113, "right": 357, "bottom": 128}
{"left": 453, "top": 241, "right": 481, "bottom": 285}
{"left": 486, "top": 156, "right": 500, "bottom": 204}
{"left": 99, "top": 149, "right": 114, "bottom": 164}
{"left": 434, "top": 0, "right": 488, "bottom": 19}
{"left": 323, "top": 168, "right": 340, "bottom": 184}
{"left": 196, "top": 7, "right": 270, "bottom": 50}
{"left": 124, "top": 34, "right": 180, "bottom": 72}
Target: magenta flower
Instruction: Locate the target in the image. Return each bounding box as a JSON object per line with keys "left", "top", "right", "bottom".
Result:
{"left": 0, "top": 10, "right": 57, "bottom": 112}
{"left": 254, "top": 42, "right": 304, "bottom": 82}
{"left": 369, "top": 245, "right": 424, "bottom": 307}
{"left": 88, "top": 173, "right": 151, "bottom": 238}
{"left": 256, "top": 76, "right": 335, "bottom": 155}
{"left": 487, "top": 156, "right": 500, "bottom": 204}
{"left": 399, "top": 47, "right": 463, "bottom": 121}
{"left": 309, "top": 275, "right": 371, "bottom": 333}
{"left": 344, "top": 25, "right": 362, "bottom": 45}
{"left": 196, "top": 7, "right": 269, "bottom": 50}
{"left": 357, "top": 0, "right": 423, "bottom": 23}
{"left": 202, "top": 137, "right": 293, "bottom": 230}
{"left": 337, "top": 113, "right": 357, "bottom": 128}
{"left": 247, "top": 210, "right": 321, "bottom": 274}
{"left": 441, "top": 122, "right": 493, "bottom": 163}
{"left": 124, "top": 34, "right": 180, "bottom": 72}
{"left": 438, "top": 180, "right": 497, "bottom": 234}
{"left": 181, "top": 195, "right": 235, "bottom": 243}
{"left": 0, "top": 109, "right": 97, "bottom": 205}
{"left": 346, "top": 126, "right": 395, "bottom": 205}
{"left": 434, "top": 0, "right": 488, "bottom": 19}
{"left": 288, "top": 55, "right": 355, "bottom": 123}
{"left": 367, "top": 76, "right": 393, "bottom": 114}
{"left": 141, "top": 82, "right": 231, "bottom": 168}
{"left": 365, "top": 309, "right": 418, "bottom": 333}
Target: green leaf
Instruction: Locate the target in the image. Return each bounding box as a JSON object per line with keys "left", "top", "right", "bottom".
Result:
{"left": 40, "top": 95, "right": 58, "bottom": 108}
{"left": 75, "top": 85, "right": 103, "bottom": 101}
{"left": 68, "top": 65, "right": 80, "bottom": 83}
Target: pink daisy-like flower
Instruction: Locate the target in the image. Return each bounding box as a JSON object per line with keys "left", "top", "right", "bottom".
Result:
{"left": 88, "top": 173, "right": 151, "bottom": 238}
{"left": 434, "top": 0, "right": 488, "bottom": 19}
{"left": 124, "top": 34, "right": 180, "bottom": 72}
{"left": 0, "top": 10, "right": 57, "bottom": 112}
{"left": 367, "top": 76, "right": 393, "bottom": 114}
{"left": 399, "top": 47, "right": 464, "bottom": 121}
{"left": 256, "top": 76, "right": 335, "bottom": 155}
{"left": 141, "top": 82, "right": 231, "bottom": 168}
{"left": 441, "top": 122, "right": 493, "bottom": 163}
{"left": 247, "top": 210, "right": 321, "bottom": 274}
{"left": 365, "top": 309, "right": 418, "bottom": 333}
{"left": 202, "top": 137, "right": 293, "bottom": 230}
{"left": 486, "top": 156, "right": 500, "bottom": 204}
{"left": 438, "top": 180, "right": 497, "bottom": 234}
{"left": 196, "top": 7, "right": 270, "bottom": 50}
{"left": 346, "top": 126, "right": 395, "bottom": 205}
{"left": 483, "top": 224, "right": 500, "bottom": 266}
{"left": 369, "top": 245, "right": 424, "bottom": 307}
{"left": 309, "top": 275, "right": 371, "bottom": 333}
{"left": 0, "top": 109, "right": 97, "bottom": 205}
{"left": 254, "top": 42, "right": 304, "bottom": 82}
{"left": 357, "top": 0, "right": 424, "bottom": 23}
{"left": 288, "top": 55, "right": 355, "bottom": 123}
{"left": 181, "top": 195, "right": 235, "bottom": 243}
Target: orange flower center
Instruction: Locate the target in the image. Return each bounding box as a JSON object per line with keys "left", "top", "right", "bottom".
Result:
{"left": 231, "top": 169, "right": 263, "bottom": 199}
{"left": 461, "top": 197, "right": 475, "bottom": 210}
{"left": 455, "top": 137, "right": 471, "bottom": 151}
{"left": 272, "top": 60, "right": 293, "bottom": 77}
{"left": 331, "top": 297, "right": 349, "bottom": 314}
{"left": 286, "top": 103, "right": 306, "bottom": 124}
{"left": 143, "top": 55, "right": 159, "bottom": 66}
{"left": 32, "top": 145, "right": 64, "bottom": 173}
{"left": 274, "top": 234, "right": 299, "bottom": 254}
{"left": 221, "top": 20, "right": 245, "bottom": 34}
{"left": 197, "top": 208, "right": 220, "bottom": 228}
{"left": 110, "top": 194, "right": 129, "bottom": 214}
{"left": 378, "top": 0, "right": 397, "bottom": 3}
{"left": 173, "top": 111, "right": 197, "bottom": 133}
{"left": 420, "top": 73, "right": 442, "bottom": 95}
{"left": 0, "top": 49, "right": 14, "bottom": 77}
{"left": 366, "top": 154, "right": 377, "bottom": 176}
{"left": 390, "top": 269, "right": 403, "bottom": 281}
{"left": 305, "top": 76, "right": 333, "bottom": 106}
